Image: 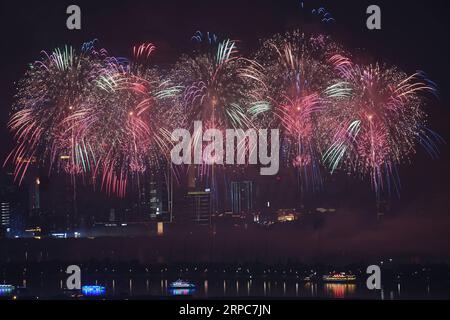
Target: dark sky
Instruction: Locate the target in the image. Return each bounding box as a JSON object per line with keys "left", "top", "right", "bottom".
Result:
{"left": 0, "top": 0, "right": 449, "bottom": 210}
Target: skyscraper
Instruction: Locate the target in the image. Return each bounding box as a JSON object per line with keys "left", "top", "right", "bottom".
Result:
{"left": 138, "top": 172, "right": 171, "bottom": 222}
{"left": 0, "top": 202, "right": 11, "bottom": 234}
{"left": 0, "top": 171, "right": 26, "bottom": 237}
{"left": 230, "top": 181, "right": 254, "bottom": 214}
{"left": 186, "top": 189, "right": 212, "bottom": 226}
{"left": 30, "top": 177, "right": 40, "bottom": 211}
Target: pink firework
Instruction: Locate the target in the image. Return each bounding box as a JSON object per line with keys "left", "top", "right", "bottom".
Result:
{"left": 323, "top": 54, "right": 441, "bottom": 197}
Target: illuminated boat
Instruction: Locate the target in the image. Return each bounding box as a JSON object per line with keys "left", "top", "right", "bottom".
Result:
{"left": 0, "top": 285, "right": 15, "bottom": 291}
{"left": 0, "top": 285, "right": 15, "bottom": 296}
{"left": 81, "top": 285, "right": 106, "bottom": 297}
{"left": 169, "top": 279, "right": 196, "bottom": 289}
{"left": 322, "top": 272, "right": 356, "bottom": 282}
{"left": 168, "top": 280, "right": 196, "bottom": 296}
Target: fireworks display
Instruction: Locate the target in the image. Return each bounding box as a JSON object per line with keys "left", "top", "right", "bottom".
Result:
{"left": 322, "top": 54, "right": 442, "bottom": 198}
{"left": 87, "top": 43, "right": 182, "bottom": 196}
{"left": 166, "top": 35, "right": 262, "bottom": 207}
{"left": 171, "top": 37, "right": 255, "bottom": 131}
{"left": 5, "top": 41, "right": 181, "bottom": 197}
{"left": 244, "top": 31, "right": 342, "bottom": 192}
{"left": 5, "top": 43, "right": 105, "bottom": 184}
{"left": 4, "top": 31, "right": 442, "bottom": 199}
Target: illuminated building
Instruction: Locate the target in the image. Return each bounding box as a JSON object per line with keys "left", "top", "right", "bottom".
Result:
{"left": 24, "top": 226, "right": 42, "bottom": 238}
{"left": 0, "top": 172, "right": 25, "bottom": 237}
{"left": 30, "top": 177, "right": 40, "bottom": 211}
{"left": 137, "top": 172, "right": 172, "bottom": 222}
{"left": 1, "top": 202, "right": 11, "bottom": 230}
{"left": 277, "top": 209, "right": 298, "bottom": 223}
{"left": 148, "top": 179, "right": 166, "bottom": 219}
{"left": 230, "top": 181, "right": 254, "bottom": 214}
{"left": 26, "top": 172, "right": 43, "bottom": 231}
{"left": 186, "top": 189, "right": 212, "bottom": 226}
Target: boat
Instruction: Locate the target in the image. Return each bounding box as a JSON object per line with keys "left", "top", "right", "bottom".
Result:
{"left": 322, "top": 272, "right": 357, "bottom": 282}
{"left": 81, "top": 285, "right": 106, "bottom": 297}
{"left": 168, "top": 280, "right": 196, "bottom": 296}
{"left": 0, "top": 285, "right": 15, "bottom": 290}
{"left": 169, "top": 279, "right": 196, "bottom": 289}
{"left": 0, "top": 285, "right": 15, "bottom": 296}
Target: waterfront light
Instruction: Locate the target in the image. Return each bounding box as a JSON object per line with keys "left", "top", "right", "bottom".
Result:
{"left": 0, "top": 285, "right": 15, "bottom": 296}
{"left": 82, "top": 285, "right": 106, "bottom": 297}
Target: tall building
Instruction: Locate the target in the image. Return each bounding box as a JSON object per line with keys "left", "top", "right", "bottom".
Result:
{"left": 45, "top": 176, "right": 78, "bottom": 232}
{"left": 149, "top": 178, "right": 167, "bottom": 219}
{"left": 0, "top": 171, "right": 27, "bottom": 237}
{"left": 27, "top": 175, "right": 45, "bottom": 231}
{"left": 30, "top": 177, "right": 40, "bottom": 211}
{"left": 186, "top": 189, "right": 212, "bottom": 226}
{"left": 109, "top": 208, "right": 116, "bottom": 222}
{"left": 1, "top": 202, "right": 11, "bottom": 234}
{"left": 230, "top": 181, "right": 254, "bottom": 214}
{"left": 138, "top": 172, "right": 171, "bottom": 221}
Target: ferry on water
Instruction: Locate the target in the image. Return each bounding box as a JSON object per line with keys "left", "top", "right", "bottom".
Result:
{"left": 169, "top": 279, "right": 196, "bottom": 289}
{"left": 322, "top": 272, "right": 357, "bottom": 283}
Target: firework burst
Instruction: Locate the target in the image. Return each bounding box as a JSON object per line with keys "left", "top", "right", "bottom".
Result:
{"left": 5, "top": 43, "right": 106, "bottom": 184}
{"left": 245, "top": 31, "right": 342, "bottom": 192}
{"left": 170, "top": 37, "right": 259, "bottom": 184}
{"left": 4, "top": 33, "right": 442, "bottom": 202}
{"left": 322, "top": 54, "right": 442, "bottom": 198}
{"left": 88, "top": 43, "right": 182, "bottom": 196}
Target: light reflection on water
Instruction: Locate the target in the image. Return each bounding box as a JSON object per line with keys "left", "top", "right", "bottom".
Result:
{"left": 1, "top": 277, "right": 443, "bottom": 299}
{"left": 324, "top": 283, "right": 356, "bottom": 299}
{"left": 169, "top": 288, "right": 196, "bottom": 296}
{"left": 89, "top": 278, "right": 370, "bottom": 299}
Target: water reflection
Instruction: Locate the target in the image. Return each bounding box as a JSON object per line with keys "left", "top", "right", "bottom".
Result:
{"left": 2, "top": 276, "right": 444, "bottom": 299}
{"left": 169, "top": 288, "right": 196, "bottom": 296}
{"left": 324, "top": 283, "right": 356, "bottom": 299}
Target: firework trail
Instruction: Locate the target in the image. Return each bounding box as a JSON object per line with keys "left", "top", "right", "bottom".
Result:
{"left": 299, "top": 1, "right": 335, "bottom": 24}
{"left": 311, "top": 7, "right": 335, "bottom": 24}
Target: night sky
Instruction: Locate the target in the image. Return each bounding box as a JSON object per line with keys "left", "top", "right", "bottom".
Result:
{"left": 0, "top": 0, "right": 450, "bottom": 229}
